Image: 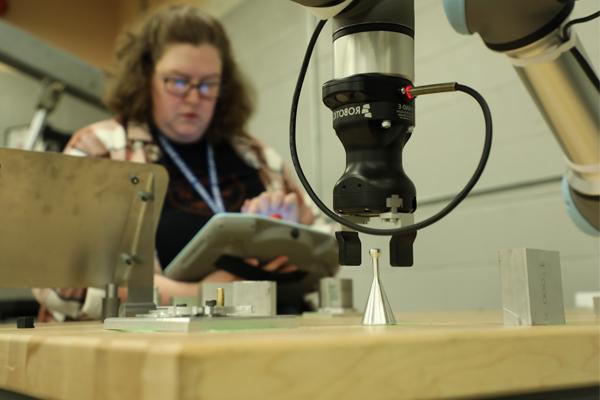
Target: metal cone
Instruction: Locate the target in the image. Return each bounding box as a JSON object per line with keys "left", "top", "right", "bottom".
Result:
{"left": 362, "top": 248, "right": 396, "bottom": 325}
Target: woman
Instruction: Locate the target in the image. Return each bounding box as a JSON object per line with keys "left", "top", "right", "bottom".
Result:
{"left": 34, "top": 4, "right": 321, "bottom": 320}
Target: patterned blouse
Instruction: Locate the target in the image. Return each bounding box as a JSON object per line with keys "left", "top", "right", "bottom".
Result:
{"left": 64, "top": 118, "right": 317, "bottom": 226}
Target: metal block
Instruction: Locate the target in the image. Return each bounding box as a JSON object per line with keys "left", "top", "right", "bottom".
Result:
{"left": 104, "top": 315, "right": 297, "bottom": 332}
{"left": 232, "top": 281, "right": 276, "bottom": 317}
{"left": 319, "top": 278, "right": 353, "bottom": 309}
{"left": 498, "top": 248, "right": 565, "bottom": 326}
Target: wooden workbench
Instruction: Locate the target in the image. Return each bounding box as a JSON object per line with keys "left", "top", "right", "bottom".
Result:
{"left": 0, "top": 311, "right": 598, "bottom": 400}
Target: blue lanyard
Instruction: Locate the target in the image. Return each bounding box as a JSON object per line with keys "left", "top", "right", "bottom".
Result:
{"left": 157, "top": 135, "right": 225, "bottom": 214}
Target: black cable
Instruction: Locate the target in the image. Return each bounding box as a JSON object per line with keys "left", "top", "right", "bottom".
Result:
{"left": 571, "top": 47, "right": 600, "bottom": 90}
{"left": 562, "top": 10, "right": 600, "bottom": 40}
{"left": 561, "top": 9, "right": 600, "bottom": 90}
{"left": 290, "top": 19, "right": 493, "bottom": 236}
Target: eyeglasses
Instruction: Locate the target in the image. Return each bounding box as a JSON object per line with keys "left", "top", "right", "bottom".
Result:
{"left": 160, "top": 76, "right": 221, "bottom": 99}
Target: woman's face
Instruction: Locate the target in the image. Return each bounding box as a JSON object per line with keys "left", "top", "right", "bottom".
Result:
{"left": 152, "top": 43, "right": 222, "bottom": 143}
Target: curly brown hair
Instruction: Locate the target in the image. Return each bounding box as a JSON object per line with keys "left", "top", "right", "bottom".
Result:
{"left": 105, "top": 4, "right": 254, "bottom": 142}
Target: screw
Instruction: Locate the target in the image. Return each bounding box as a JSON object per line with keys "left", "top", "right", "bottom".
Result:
{"left": 138, "top": 191, "right": 153, "bottom": 202}
{"left": 216, "top": 288, "right": 225, "bottom": 307}
{"left": 130, "top": 176, "right": 140, "bottom": 185}
{"left": 121, "top": 253, "right": 134, "bottom": 265}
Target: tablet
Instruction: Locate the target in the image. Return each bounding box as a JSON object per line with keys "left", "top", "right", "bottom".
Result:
{"left": 163, "top": 213, "right": 339, "bottom": 310}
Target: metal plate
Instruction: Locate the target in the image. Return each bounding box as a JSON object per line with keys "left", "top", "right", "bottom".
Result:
{"left": 0, "top": 148, "right": 167, "bottom": 288}
{"left": 103, "top": 315, "right": 298, "bottom": 332}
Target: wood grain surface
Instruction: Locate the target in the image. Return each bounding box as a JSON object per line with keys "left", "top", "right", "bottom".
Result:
{"left": 0, "top": 310, "right": 598, "bottom": 400}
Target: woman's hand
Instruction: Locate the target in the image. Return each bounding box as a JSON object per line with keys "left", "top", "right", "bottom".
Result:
{"left": 202, "top": 255, "right": 297, "bottom": 283}
{"left": 66, "top": 128, "right": 109, "bottom": 157}
{"left": 242, "top": 191, "right": 300, "bottom": 222}
{"left": 32, "top": 287, "right": 88, "bottom": 322}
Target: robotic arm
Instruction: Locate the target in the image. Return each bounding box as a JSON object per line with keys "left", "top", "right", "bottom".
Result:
{"left": 443, "top": 0, "right": 599, "bottom": 235}
{"left": 286, "top": 0, "right": 595, "bottom": 327}
{"left": 289, "top": 0, "right": 493, "bottom": 267}
{"left": 289, "top": 1, "right": 598, "bottom": 268}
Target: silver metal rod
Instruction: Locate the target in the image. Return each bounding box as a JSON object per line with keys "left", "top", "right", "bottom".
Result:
{"left": 102, "top": 283, "right": 120, "bottom": 320}
{"left": 23, "top": 109, "right": 47, "bottom": 151}
{"left": 106, "top": 283, "right": 118, "bottom": 298}
{"left": 408, "top": 82, "right": 457, "bottom": 96}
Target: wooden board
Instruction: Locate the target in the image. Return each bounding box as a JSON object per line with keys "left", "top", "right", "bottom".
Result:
{"left": 0, "top": 310, "right": 598, "bottom": 400}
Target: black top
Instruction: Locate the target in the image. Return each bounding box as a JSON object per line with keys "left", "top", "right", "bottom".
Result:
{"left": 153, "top": 129, "right": 265, "bottom": 268}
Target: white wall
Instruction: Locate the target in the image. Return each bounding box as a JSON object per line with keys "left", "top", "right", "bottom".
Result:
{"left": 220, "top": 0, "right": 600, "bottom": 311}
